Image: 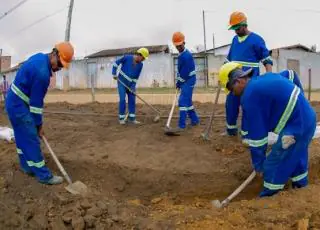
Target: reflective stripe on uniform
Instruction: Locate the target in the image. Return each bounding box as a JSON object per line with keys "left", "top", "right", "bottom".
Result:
{"left": 261, "top": 56, "right": 273, "bottom": 63}
{"left": 27, "top": 160, "right": 45, "bottom": 168}
{"left": 248, "top": 137, "right": 268, "bottom": 147}
{"left": 234, "top": 61, "right": 260, "bottom": 68}
{"left": 241, "top": 130, "right": 248, "bottom": 136}
{"left": 264, "top": 181, "right": 285, "bottom": 190}
{"left": 226, "top": 123, "right": 237, "bottom": 129}
{"left": 274, "top": 86, "right": 300, "bottom": 134}
{"left": 176, "top": 76, "right": 185, "bottom": 83}
{"left": 11, "top": 83, "right": 30, "bottom": 104}
{"left": 119, "top": 114, "right": 126, "bottom": 119}
{"left": 129, "top": 114, "right": 135, "bottom": 118}
{"left": 179, "top": 106, "right": 194, "bottom": 111}
{"left": 30, "top": 106, "right": 43, "bottom": 114}
{"left": 188, "top": 70, "right": 196, "bottom": 76}
{"left": 291, "top": 172, "right": 308, "bottom": 182}
{"left": 288, "top": 70, "right": 294, "bottom": 82}
{"left": 119, "top": 69, "right": 137, "bottom": 83}
{"left": 17, "top": 148, "right": 23, "bottom": 155}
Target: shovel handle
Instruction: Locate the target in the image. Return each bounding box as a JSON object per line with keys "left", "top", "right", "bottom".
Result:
{"left": 202, "top": 84, "right": 221, "bottom": 136}
{"left": 117, "top": 78, "right": 161, "bottom": 115}
{"left": 166, "top": 90, "right": 178, "bottom": 128}
{"left": 42, "top": 136, "right": 73, "bottom": 185}
{"left": 223, "top": 171, "right": 256, "bottom": 204}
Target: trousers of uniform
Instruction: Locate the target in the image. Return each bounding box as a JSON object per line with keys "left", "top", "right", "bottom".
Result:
{"left": 178, "top": 77, "right": 199, "bottom": 129}
{"left": 225, "top": 93, "right": 241, "bottom": 135}
{"left": 5, "top": 96, "right": 52, "bottom": 182}
{"left": 118, "top": 81, "right": 136, "bottom": 121}
{"left": 260, "top": 115, "right": 316, "bottom": 197}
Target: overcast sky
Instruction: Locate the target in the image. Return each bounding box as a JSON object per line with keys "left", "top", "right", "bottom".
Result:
{"left": 1, "top": 0, "right": 320, "bottom": 65}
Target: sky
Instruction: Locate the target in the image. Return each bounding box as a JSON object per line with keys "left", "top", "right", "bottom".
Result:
{"left": 0, "top": 0, "right": 320, "bottom": 65}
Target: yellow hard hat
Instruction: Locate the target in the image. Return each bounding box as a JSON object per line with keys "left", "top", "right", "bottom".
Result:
{"left": 137, "top": 48, "right": 149, "bottom": 60}
{"left": 218, "top": 62, "right": 242, "bottom": 93}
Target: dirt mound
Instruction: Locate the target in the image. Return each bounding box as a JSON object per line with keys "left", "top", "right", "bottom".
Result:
{"left": 1, "top": 102, "right": 320, "bottom": 229}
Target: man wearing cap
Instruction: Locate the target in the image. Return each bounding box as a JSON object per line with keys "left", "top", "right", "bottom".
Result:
{"left": 224, "top": 11, "right": 273, "bottom": 138}
{"left": 171, "top": 32, "right": 199, "bottom": 131}
{"left": 218, "top": 62, "right": 316, "bottom": 197}
{"left": 5, "top": 42, "right": 74, "bottom": 185}
{"left": 112, "top": 48, "right": 149, "bottom": 125}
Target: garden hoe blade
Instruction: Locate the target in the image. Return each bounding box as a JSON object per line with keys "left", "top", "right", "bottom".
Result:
{"left": 164, "top": 126, "right": 181, "bottom": 136}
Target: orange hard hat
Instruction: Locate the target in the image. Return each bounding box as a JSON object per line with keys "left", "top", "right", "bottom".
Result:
{"left": 55, "top": 42, "right": 74, "bottom": 68}
{"left": 172, "top": 32, "right": 185, "bottom": 46}
{"left": 229, "top": 11, "right": 247, "bottom": 29}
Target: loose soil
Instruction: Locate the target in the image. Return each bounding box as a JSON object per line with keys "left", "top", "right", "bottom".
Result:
{"left": 1, "top": 101, "right": 320, "bottom": 229}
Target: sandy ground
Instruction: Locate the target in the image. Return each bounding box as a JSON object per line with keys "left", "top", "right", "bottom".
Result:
{"left": 44, "top": 90, "right": 320, "bottom": 105}
{"left": 0, "top": 101, "right": 320, "bottom": 229}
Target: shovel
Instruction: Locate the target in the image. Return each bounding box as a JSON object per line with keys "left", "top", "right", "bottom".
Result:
{"left": 164, "top": 89, "right": 181, "bottom": 136}
{"left": 42, "top": 136, "right": 88, "bottom": 195}
{"left": 211, "top": 171, "right": 256, "bottom": 208}
{"left": 201, "top": 84, "right": 221, "bottom": 140}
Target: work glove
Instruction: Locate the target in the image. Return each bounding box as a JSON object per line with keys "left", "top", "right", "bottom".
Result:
{"left": 281, "top": 135, "right": 295, "bottom": 149}
{"left": 113, "top": 75, "right": 118, "bottom": 80}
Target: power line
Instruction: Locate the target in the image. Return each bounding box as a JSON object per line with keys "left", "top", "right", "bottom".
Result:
{"left": 9, "top": 6, "right": 68, "bottom": 39}
{"left": 0, "top": 0, "right": 29, "bottom": 21}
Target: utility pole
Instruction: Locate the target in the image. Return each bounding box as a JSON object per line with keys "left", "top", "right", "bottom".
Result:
{"left": 212, "top": 33, "right": 215, "bottom": 55}
{"left": 65, "top": 0, "right": 74, "bottom": 41}
{"left": 202, "top": 10, "right": 208, "bottom": 87}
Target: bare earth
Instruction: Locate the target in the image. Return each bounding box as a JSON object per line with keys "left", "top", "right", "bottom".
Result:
{"left": 0, "top": 100, "right": 320, "bottom": 229}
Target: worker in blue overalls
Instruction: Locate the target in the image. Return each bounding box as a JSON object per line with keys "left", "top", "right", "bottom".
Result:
{"left": 112, "top": 48, "right": 149, "bottom": 125}
{"left": 241, "top": 69, "right": 305, "bottom": 144}
{"left": 225, "top": 11, "right": 273, "bottom": 138}
{"left": 171, "top": 31, "right": 199, "bottom": 131}
{"left": 219, "top": 62, "right": 316, "bottom": 197}
{"left": 5, "top": 42, "right": 74, "bottom": 185}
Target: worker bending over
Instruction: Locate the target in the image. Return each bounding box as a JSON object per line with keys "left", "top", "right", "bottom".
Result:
{"left": 219, "top": 62, "right": 316, "bottom": 197}
{"left": 112, "top": 48, "right": 149, "bottom": 125}
{"left": 172, "top": 32, "right": 199, "bottom": 131}
{"left": 225, "top": 11, "right": 273, "bottom": 137}
{"left": 6, "top": 42, "right": 74, "bottom": 185}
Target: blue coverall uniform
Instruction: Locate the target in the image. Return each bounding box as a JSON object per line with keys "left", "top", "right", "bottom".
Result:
{"left": 112, "top": 55, "right": 143, "bottom": 121}
{"left": 226, "top": 32, "right": 273, "bottom": 136}
{"left": 241, "top": 69, "right": 304, "bottom": 138}
{"left": 176, "top": 49, "right": 199, "bottom": 129}
{"left": 5, "top": 53, "right": 53, "bottom": 183}
{"left": 242, "top": 73, "right": 316, "bottom": 197}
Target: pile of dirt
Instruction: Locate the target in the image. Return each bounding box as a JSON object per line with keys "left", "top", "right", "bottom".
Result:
{"left": 0, "top": 102, "right": 320, "bottom": 229}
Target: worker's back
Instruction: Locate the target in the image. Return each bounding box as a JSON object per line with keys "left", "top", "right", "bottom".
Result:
{"left": 242, "top": 72, "right": 315, "bottom": 138}
{"left": 6, "top": 53, "right": 51, "bottom": 125}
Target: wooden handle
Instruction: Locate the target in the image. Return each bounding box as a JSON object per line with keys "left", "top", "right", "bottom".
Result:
{"left": 117, "top": 78, "right": 160, "bottom": 114}
{"left": 166, "top": 90, "right": 178, "bottom": 128}
{"left": 224, "top": 171, "right": 256, "bottom": 203}
{"left": 42, "top": 136, "right": 73, "bottom": 185}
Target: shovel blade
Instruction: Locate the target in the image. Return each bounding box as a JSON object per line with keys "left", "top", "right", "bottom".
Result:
{"left": 65, "top": 181, "right": 88, "bottom": 196}
{"left": 200, "top": 132, "right": 210, "bottom": 141}
{"left": 164, "top": 127, "right": 181, "bottom": 136}
{"left": 211, "top": 200, "right": 223, "bottom": 209}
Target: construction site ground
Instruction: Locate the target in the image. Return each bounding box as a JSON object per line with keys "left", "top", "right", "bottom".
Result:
{"left": 1, "top": 96, "right": 320, "bottom": 229}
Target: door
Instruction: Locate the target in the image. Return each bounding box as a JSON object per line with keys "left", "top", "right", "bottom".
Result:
{"left": 87, "top": 62, "right": 97, "bottom": 88}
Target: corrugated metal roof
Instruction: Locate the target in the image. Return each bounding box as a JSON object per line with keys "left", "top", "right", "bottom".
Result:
{"left": 86, "top": 45, "right": 169, "bottom": 58}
